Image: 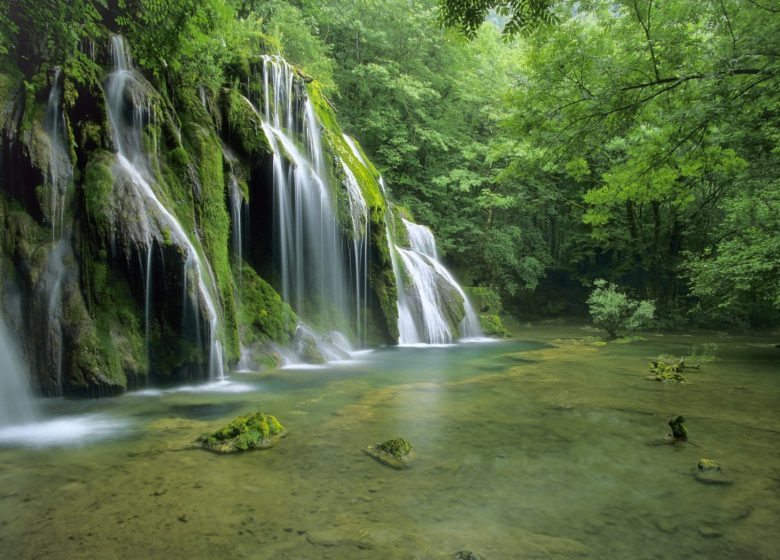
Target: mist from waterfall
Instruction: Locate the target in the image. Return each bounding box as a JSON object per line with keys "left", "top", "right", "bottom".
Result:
{"left": 0, "top": 316, "right": 37, "bottom": 427}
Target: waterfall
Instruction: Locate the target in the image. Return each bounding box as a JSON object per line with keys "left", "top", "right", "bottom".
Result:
{"left": 105, "top": 36, "right": 225, "bottom": 379}
{"left": 393, "top": 218, "right": 482, "bottom": 345}
{"left": 46, "top": 67, "right": 71, "bottom": 240}
{"left": 342, "top": 133, "right": 482, "bottom": 344}
{"left": 39, "top": 66, "right": 73, "bottom": 394}
{"left": 245, "top": 55, "right": 370, "bottom": 346}
{"left": 0, "top": 316, "right": 37, "bottom": 427}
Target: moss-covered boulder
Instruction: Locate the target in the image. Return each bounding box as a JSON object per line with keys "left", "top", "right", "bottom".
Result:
{"left": 364, "top": 437, "right": 415, "bottom": 469}
{"left": 478, "top": 313, "right": 510, "bottom": 337}
{"left": 196, "top": 410, "right": 286, "bottom": 454}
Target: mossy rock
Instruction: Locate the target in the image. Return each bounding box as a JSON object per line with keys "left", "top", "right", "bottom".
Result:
{"left": 478, "top": 313, "right": 510, "bottom": 337}
{"left": 196, "top": 410, "right": 286, "bottom": 454}
{"left": 694, "top": 458, "right": 732, "bottom": 485}
{"left": 364, "top": 437, "right": 415, "bottom": 469}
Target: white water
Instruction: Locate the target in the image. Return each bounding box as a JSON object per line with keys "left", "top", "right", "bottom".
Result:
{"left": 105, "top": 36, "right": 225, "bottom": 379}
{"left": 0, "top": 316, "right": 37, "bottom": 427}
{"left": 248, "top": 55, "right": 370, "bottom": 347}
{"left": 40, "top": 67, "right": 74, "bottom": 394}
{"left": 341, "top": 134, "right": 482, "bottom": 345}
{"left": 394, "top": 218, "right": 483, "bottom": 345}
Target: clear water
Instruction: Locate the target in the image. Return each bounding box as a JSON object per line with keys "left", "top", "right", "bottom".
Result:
{"left": 0, "top": 326, "right": 778, "bottom": 559}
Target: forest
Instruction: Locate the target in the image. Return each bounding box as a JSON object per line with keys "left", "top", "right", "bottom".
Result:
{"left": 4, "top": 0, "right": 778, "bottom": 335}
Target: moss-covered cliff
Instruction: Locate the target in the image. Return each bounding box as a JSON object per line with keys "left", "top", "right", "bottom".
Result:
{"left": 0, "top": 33, "right": 400, "bottom": 396}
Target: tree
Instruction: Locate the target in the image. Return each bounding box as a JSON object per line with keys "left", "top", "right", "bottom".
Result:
{"left": 437, "top": 0, "right": 556, "bottom": 37}
{"left": 587, "top": 279, "right": 655, "bottom": 339}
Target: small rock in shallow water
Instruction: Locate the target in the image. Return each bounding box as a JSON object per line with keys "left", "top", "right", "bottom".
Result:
{"left": 698, "top": 458, "right": 720, "bottom": 471}
{"left": 364, "top": 437, "right": 415, "bottom": 469}
{"left": 453, "top": 551, "right": 484, "bottom": 560}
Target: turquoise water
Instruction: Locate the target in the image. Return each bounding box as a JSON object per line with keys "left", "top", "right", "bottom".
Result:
{"left": 1, "top": 327, "right": 778, "bottom": 559}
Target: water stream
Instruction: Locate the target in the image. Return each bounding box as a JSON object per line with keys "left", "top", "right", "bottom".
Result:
{"left": 0, "top": 329, "right": 777, "bottom": 559}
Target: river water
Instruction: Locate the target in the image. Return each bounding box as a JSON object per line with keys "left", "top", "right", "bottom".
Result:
{"left": 0, "top": 325, "right": 778, "bottom": 559}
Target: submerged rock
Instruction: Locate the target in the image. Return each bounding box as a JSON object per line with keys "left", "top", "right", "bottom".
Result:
{"left": 668, "top": 415, "right": 688, "bottom": 441}
{"left": 364, "top": 437, "right": 415, "bottom": 469}
{"left": 694, "top": 458, "right": 733, "bottom": 485}
{"left": 453, "top": 551, "right": 485, "bottom": 560}
{"left": 196, "top": 410, "right": 285, "bottom": 454}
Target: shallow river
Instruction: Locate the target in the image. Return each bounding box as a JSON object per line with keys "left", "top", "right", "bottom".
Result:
{"left": 1, "top": 326, "right": 778, "bottom": 559}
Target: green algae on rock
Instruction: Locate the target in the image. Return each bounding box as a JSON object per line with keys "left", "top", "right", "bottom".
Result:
{"left": 364, "top": 437, "right": 415, "bottom": 469}
{"left": 196, "top": 410, "right": 286, "bottom": 454}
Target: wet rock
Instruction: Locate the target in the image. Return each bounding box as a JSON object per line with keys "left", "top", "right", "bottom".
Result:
{"left": 453, "top": 551, "right": 485, "bottom": 560}
{"left": 694, "top": 457, "right": 733, "bottom": 485}
{"left": 294, "top": 326, "right": 326, "bottom": 364}
{"left": 698, "top": 458, "right": 720, "bottom": 471}
{"left": 364, "top": 437, "right": 415, "bottom": 469}
{"left": 668, "top": 415, "right": 688, "bottom": 441}
{"left": 196, "top": 410, "right": 286, "bottom": 454}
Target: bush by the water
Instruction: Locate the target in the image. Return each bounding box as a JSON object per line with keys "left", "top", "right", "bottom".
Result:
{"left": 587, "top": 279, "right": 655, "bottom": 339}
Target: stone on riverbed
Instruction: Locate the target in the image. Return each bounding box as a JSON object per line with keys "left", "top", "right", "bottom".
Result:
{"left": 694, "top": 458, "right": 733, "bottom": 485}
{"left": 196, "top": 410, "right": 286, "bottom": 453}
{"left": 364, "top": 437, "right": 415, "bottom": 469}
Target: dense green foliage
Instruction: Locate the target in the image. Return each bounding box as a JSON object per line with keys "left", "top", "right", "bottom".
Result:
{"left": 3, "top": 0, "right": 778, "bottom": 331}
{"left": 587, "top": 279, "right": 655, "bottom": 339}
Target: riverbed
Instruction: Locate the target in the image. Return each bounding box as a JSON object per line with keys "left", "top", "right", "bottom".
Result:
{"left": 1, "top": 325, "right": 778, "bottom": 559}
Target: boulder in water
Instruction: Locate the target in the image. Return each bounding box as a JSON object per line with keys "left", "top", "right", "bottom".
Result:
{"left": 294, "top": 327, "right": 327, "bottom": 364}
{"left": 364, "top": 437, "right": 415, "bottom": 469}
{"left": 196, "top": 410, "right": 285, "bottom": 453}
{"left": 668, "top": 415, "right": 688, "bottom": 441}
{"left": 453, "top": 552, "right": 485, "bottom": 560}
{"left": 695, "top": 458, "right": 733, "bottom": 485}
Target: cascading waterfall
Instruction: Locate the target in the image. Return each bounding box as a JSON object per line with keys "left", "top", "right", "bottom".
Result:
{"left": 105, "top": 36, "right": 225, "bottom": 379}
{"left": 342, "top": 133, "right": 482, "bottom": 344}
{"left": 0, "top": 316, "right": 37, "bottom": 427}
{"left": 396, "top": 219, "right": 482, "bottom": 344}
{"left": 246, "top": 55, "right": 370, "bottom": 346}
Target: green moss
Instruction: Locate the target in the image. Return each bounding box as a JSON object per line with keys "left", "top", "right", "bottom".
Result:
{"left": 222, "top": 86, "right": 271, "bottom": 158}
{"left": 238, "top": 262, "right": 297, "bottom": 344}
{"left": 466, "top": 287, "right": 502, "bottom": 314}
{"left": 365, "top": 437, "right": 416, "bottom": 469}
{"left": 63, "top": 287, "right": 129, "bottom": 396}
{"left": 83, "top": 150, "right": 115, "bottom": 226}
{"left": 478, "top": 313, "right": 510, "bottom": 337}
{"left": 377, "top": 437, "right": 413, "bottom": 459}
{"left": 179, "top": 110, "right": 240, "bottom": 362}
{"left": 0, "top": 59, "right": 24, "bottom": 134}
{"left": 196, "top": 410, "right": 286, "bottom": 453}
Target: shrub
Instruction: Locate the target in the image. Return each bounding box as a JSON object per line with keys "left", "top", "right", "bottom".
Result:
{"left": 587, "top": 279, "right": 655, "bottom": 339}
